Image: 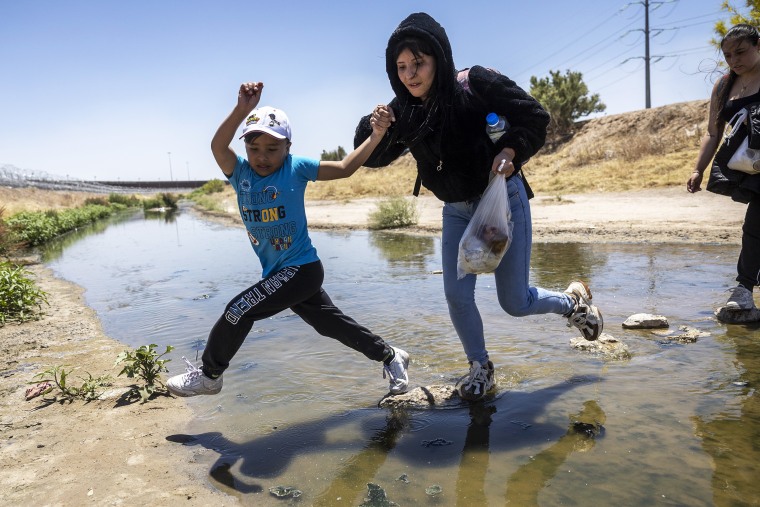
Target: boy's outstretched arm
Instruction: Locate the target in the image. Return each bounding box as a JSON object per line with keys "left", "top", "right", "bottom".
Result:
{"left": 317, "top": 104, "right": 395, "bottom": 181}
{"left": 211, "top": 82, "right": 264, "bottom": 177}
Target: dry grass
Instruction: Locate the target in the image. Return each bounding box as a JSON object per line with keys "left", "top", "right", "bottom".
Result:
{"left": 2, "top": 99, "right": 710, "bottom": 216}
{"left": 305, "top": 153, "right": 432, "bottom": 200}
{"left": 0, "top": 188, "right": 107, "bottom": 216}
{"left": 306, "top": 99, "right": 708, "bottom": 199}
{"left": 525, "top": 99, "right": 707, "bottom": 195}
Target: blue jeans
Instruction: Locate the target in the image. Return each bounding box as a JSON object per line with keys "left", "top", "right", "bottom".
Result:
{"left": 441, "top": 175, "right": 574, "bottom": 365}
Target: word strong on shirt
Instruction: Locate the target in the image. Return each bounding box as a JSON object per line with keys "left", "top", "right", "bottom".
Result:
{"left": 240, "top": 185, "right": 297, "bottom": 251}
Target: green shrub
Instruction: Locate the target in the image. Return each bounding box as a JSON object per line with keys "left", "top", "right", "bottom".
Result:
{"left": 0, "top": 207, "right": 22, "bottom": 258}
{"left": 31, "top": 365, "right": 112, "bottom": 402}
{"left": 368, "top": 197, "right": 419, "bottom": 230}
{"left": 115, "top": 344, "right": 174, "bottom": 402}
{"left": 6, "top": 204, "right": 116, "bottom": 247}
{"left": 84, "top": 196, "right": 109, "bottom": 206}
{"left": 197, "top": 179, "right": 226, "bottom": 194}
{"left": 142, "top": 192, "right": 179, "bottom": 210}
{"left": 108, "top": 193, "right": 141, "bottom": 207}
{"left": 0, "top": 261, "right": 49, "bottom": 324}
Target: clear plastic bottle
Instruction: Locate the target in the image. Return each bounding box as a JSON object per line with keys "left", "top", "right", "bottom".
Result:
{"left": 486, "top": 112, "right": 508, "bottom": 143}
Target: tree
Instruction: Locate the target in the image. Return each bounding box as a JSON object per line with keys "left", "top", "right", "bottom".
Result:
{"left": 714, "top": 0, "right": 760, "bottom": 44}
{"left": 320, "top": 146, "right": 347, "bottom": 161}
{"left": 529, "top": 70, "right": 606, "bottom": 141}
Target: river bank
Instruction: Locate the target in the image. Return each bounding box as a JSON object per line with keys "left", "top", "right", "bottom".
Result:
{"left": 0, "top": 186, "right": 751, "bottom": 505}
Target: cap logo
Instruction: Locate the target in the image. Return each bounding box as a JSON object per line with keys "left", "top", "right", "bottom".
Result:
{"left": 241, "top": 106, "right": 291, "bottom": 140}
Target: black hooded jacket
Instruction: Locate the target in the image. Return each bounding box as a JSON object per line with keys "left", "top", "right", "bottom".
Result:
{"left": 354, "top": 12, "right": 550, "bottom": 203}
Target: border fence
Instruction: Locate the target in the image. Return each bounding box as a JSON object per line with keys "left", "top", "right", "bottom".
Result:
{"left": 1, "top": 164, "right": 210, "bottom": 193}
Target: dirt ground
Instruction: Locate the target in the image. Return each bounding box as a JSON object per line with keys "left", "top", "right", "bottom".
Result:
{"left": 0, "top": 186, "right": 751, "bottom": 506}
{"left": 301, "top": 186, "right": 747, "bottom": 244}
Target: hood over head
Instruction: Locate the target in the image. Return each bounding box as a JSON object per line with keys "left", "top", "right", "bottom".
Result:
{"left": 385, "top": 12, "right": 456, "bottom": 102}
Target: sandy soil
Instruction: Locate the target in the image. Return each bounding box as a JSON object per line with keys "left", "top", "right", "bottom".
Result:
{"left": 0, "top": 187, "right": 749, "bottom": 505}
{"left": 303, "top": 186, "right": 746, "bottom": 245}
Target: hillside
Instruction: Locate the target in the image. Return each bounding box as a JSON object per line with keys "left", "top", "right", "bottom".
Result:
{"left": 525, "top": 99, "right": 709, "bottom": 194}
{"left": 305, "top": 99, "right": 710, "bottom": 200}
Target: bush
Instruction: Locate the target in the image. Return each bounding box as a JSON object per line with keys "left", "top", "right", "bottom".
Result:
{"left": 198, "top": 179, "right": 226, "bottom": 194}
{"left": 84, "top": 196, "right": 109, "bottom": 206}
{"left": 108, "top": 193, "right": 141, "bottom": 207}
{"left": 0, "top": 261, "right": 49, "bottom": 324}
{"left": 0, "top": 207, "right": 22, "bottom": 258}
{"left": 368, "top": 197, "right": 419, "bottom": 230}
{"left": 142, "top": 192, "right": 179, "bottom": 210}
{"left": 5, "top": 204, "right": 117, "bottom": 247}
{"left": 31, "top": 365, "right": 112, "bottom": 402}
{"left": 115, "top": 344, "right": 174, "bottom": 403}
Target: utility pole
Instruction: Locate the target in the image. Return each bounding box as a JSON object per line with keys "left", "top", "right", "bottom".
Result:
{"left": 167, "top": 152, "right": 174, "bottom": 181}
{"left": 622, "top": 0, "right": 675, "bottom": 109}
{"left": 644, "top": 0, "right": 651, "bottom": 109}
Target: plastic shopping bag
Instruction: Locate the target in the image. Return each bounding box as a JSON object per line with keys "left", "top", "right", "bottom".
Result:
{"left": 456, "top": 173, "right": 513, "bottom": 279}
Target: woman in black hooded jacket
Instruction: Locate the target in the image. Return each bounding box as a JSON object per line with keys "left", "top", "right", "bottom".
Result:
{"left": 355, "top": 12, "right": 603, "bottom": 401}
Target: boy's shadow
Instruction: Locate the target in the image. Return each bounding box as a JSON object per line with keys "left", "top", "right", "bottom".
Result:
{"left": 166, "top": 374, "right": 604, "bottom": 497}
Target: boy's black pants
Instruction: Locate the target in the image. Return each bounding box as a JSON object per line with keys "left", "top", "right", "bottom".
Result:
{"left": 202, "top": 261, "right": 391, "bottom": 377}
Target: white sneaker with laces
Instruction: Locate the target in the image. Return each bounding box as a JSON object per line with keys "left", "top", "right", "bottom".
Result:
{"left": 456, "top": 361, "right": 495, "bottom": 401}
{"left": 725, "top": 286, "right": 756, "bottom": 311}
{"left": 383, "top": 347, "right": 409, "bottom": 394}
{"left": 564, "top": 280, "right": 603, "bottom": 341}
{"left": 564, "top": 280, "right": 593, "bottom": 303}
{"left": 167, "top": 357, "right": 223, "bottom": 397}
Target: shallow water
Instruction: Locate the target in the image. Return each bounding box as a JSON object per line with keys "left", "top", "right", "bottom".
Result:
{"left": 42, "top": 209, "right": 760, "bottom": 506}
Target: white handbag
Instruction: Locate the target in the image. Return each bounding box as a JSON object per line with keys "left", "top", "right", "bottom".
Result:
{"left": 726, "top": 108, "right": 760, "bottom": 175}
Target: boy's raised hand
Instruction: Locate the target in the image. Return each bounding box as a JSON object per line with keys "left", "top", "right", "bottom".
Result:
{"left": 369, "top": 104, "right": 395, "bottom": 136}
{"left": 238, "top": 82, "right": 264, "bottom": 112}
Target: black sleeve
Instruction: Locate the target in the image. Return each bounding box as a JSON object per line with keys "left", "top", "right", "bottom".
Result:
{"left": 353, "top": 98, "right": 408, "bottom": 168}
{"left": 467, "top": 65, "right": 549, "bottom": 163}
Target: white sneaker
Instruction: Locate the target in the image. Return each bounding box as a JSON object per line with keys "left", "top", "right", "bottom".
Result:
{"left": 564, "top": 280, "right": 593, "bottom": 303}
{"left": 456, "top": 361, "right": 495, "bottom": 401}
{"left": 383, "top": 347, "right": 409, "bottom": 394}
{"left": 725, "top": 286, "right": 756, "bottom": 311}
{"left": 167, "top": 357, "right": 223, "bottom": 397}
{"left": 564, "top": 280, "right": 603, "bottom": 341}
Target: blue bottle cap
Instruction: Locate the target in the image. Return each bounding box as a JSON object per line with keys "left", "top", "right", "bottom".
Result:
{"left": 486, "top": 112, "right": 499, "bottom": 126}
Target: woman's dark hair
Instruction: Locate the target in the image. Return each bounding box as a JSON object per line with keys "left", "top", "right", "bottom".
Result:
{"left": 392, "top": 36, "right": 438, "bottom": 104}
{"left": 717, "top": 24, "right": 760, "bottom": 115}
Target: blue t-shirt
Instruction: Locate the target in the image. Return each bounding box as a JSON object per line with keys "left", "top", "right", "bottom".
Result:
{"left": 227, "top": 154, "right": 320, "bottom": 278}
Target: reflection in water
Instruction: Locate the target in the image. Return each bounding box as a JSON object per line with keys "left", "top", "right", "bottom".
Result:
{"left": 42, "top": 210, "right": 760, "bottom": 505}
{"left": 167, "top": 375, "right": 601, "bottom": 505}
{"left": 694, "top": 327, "right": 760, "bottom": 506}
{"left": 38, "top": 210, "right": 138, "bottom": 263}
{"left": 143, "top": 208, "right": 178, "bottom": 223}
{"left": 531, "top": 243, "right": 607, "bottom": 290}
{"left": 505, "top": 400, "right": 606, "bottom": 505}
{"left": 368, "top": 231, "right": 436, "bottom": 267}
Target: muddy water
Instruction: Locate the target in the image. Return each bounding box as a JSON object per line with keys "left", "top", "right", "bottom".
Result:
{"left": 42, "top": 209, "right": 760, "bottom": 506}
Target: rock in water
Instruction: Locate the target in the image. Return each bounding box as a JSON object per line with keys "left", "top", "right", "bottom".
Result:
{"left": 650, "top": 325, "right": 710, "bottom": 344}
{"left": 379, "top": 385, "right": 462, "bottom": 409}
{"left": 715, "top": 306, "right": 760, "bottom": 323}
{"left": 570, "top": 333, "right": 631, "bottom": 360}
{"left": 622, "top": 313, "right": 669, "bottom": 329}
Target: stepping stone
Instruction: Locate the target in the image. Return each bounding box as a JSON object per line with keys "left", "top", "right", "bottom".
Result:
{"left": 715, "top": 306, "right": 760, "bottom": 323}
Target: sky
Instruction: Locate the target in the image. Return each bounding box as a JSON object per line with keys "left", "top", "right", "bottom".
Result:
{"left": 0, "top": 0, "right": 729, "bottom": 182}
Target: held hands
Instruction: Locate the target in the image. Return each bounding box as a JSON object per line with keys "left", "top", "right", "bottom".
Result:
{"left": 492, "top": 148, "right": 516, "bottom": 177}
{"left": 369, "top": 104, "right": 395, "bottom": 136}
{"left": 238, "top": 82, "right": 264, "bottom": 113}
{"left": 687, "top": 171, "right": 703, "bottom": 193}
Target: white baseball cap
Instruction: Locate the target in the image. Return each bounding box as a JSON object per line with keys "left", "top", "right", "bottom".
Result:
{"left": 239, "top": 106, "right": 291, "bottom": 141}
